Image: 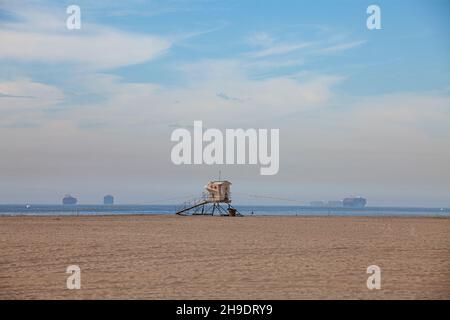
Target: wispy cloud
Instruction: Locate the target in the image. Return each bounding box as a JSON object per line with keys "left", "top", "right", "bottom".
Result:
{"left": 216, "top": 92, "right": 245, "bottom": 102}
{"left": 0, "top": 80, "right": 64, "bottom": 110}
{"left": 243, "top": 30, "right": 366, "bottom": 72}
{"left": 248, "top": 42, "right": 313, "bottom": 58}
{"left": 316, "top": 40, "right": 367, "bottom": 54}
{"left": 0, "top": 6, "right": 171, "bottom": 70}
{"left": 0, "top": 92, "right": 35, "bottom": 99}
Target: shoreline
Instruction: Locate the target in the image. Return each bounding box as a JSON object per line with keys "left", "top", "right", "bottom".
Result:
{"left": 0, "top": 213, "right": 449, "bottom": 218}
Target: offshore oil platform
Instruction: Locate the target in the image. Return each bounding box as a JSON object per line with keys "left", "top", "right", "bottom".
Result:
{"left": 175, "top": 180, "right": 242, "bottom": 217}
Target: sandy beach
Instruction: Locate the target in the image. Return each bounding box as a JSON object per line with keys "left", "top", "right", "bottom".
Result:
{"left": 0, "top": 215, "right": 449, "bottom": 299}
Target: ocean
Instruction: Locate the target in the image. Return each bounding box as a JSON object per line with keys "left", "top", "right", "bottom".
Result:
{"left": 0, "top": 204, "right": 449, "bottom": 216}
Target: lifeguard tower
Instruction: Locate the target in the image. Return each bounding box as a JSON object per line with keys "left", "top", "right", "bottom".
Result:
{"left": 175, "top": 180, "right": 241, "bottom": 216}
{"left": 205, "top": 181, "right": 231, "bottom": 203}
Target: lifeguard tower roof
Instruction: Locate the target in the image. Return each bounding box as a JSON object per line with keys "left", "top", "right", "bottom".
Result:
{"left": 209, "top": 180, "right": 231, "bottom": 185}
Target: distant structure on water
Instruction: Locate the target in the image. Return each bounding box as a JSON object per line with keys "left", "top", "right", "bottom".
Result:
{"left": 62, "top": 194, "right": 77, "bottom": 205}
{"left": 103, "top": 195, "right": 114, "bottom": 205}
{"left": 310, "top": 200, "right": 343, "bottom": 207}
{"left": 327, "top": 200, "right": 343, "bottom": 207}
{"left": 343, "top": 197, "right": 367, "bottom": 208}
{"left": 309, "top": 198, "right": 366, "bottom": 208}
{"left": 310, "top": 201, "right": 326, "bottom": 207}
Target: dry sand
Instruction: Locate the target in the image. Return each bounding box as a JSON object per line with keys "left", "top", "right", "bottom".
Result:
{"left": 0, "top": 215, "right": 449, "bottom": 299}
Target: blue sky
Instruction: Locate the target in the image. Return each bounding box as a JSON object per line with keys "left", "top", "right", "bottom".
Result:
{"left": 75, "top": 0, "right": 450, "bottom": 92}
{"left": 0, "top": 0, "right": 449, "bottom": 206}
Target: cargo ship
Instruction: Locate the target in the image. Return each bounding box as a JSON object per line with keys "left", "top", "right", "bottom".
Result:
{"left": 62, "top": 194, "right": 77, "bottom": 205}
{"left": 103, "top": 195, "right": 114, "bottom": 205}
{"left": 342, "top": 197, "right": 367, "bottom": 208}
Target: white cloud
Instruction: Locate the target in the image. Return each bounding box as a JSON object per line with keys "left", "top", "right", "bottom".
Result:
{"left": 0, "top": 80, "right": 64, "bottom": 109}
{"left": 0, "top": 79, "right": 65, "bottom": 128}
{"left": 248, "top": 42, "right": 313, "bottom": 58}
{"left": 2, "top": 60, "right": 340, "bottom": 132}
{"left": 45, "top": 60, "right": 342, "bottom": 135}
{"left": 245, "top": 29, "right": 366, "bottom": 61}
{"left": 0, "top": 6, "right": 171, "bottom": 69}
{"left": 316, "top": 40, "right": 366, "bottom": 54}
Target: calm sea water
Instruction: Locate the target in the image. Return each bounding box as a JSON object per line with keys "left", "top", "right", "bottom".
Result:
{"left": 0, "top": 204, "right": 449, "bottom": 216}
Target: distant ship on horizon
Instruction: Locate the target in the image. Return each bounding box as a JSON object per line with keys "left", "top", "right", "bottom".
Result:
{"left": 103, "top": 195, "right": 114, "bottom": 205}
{"left": 342, "top": 197, "right": 367, "bottom": 208}
{"left": 309, "top": 197, "right": 367, "bottom": 208}
{"left": 62, "top": 194, "right": 77, "bottom": 205}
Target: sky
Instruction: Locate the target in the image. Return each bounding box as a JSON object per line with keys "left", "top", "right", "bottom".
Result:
{"left": 0, "top": 0, "right": 449, "bottom": 206}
